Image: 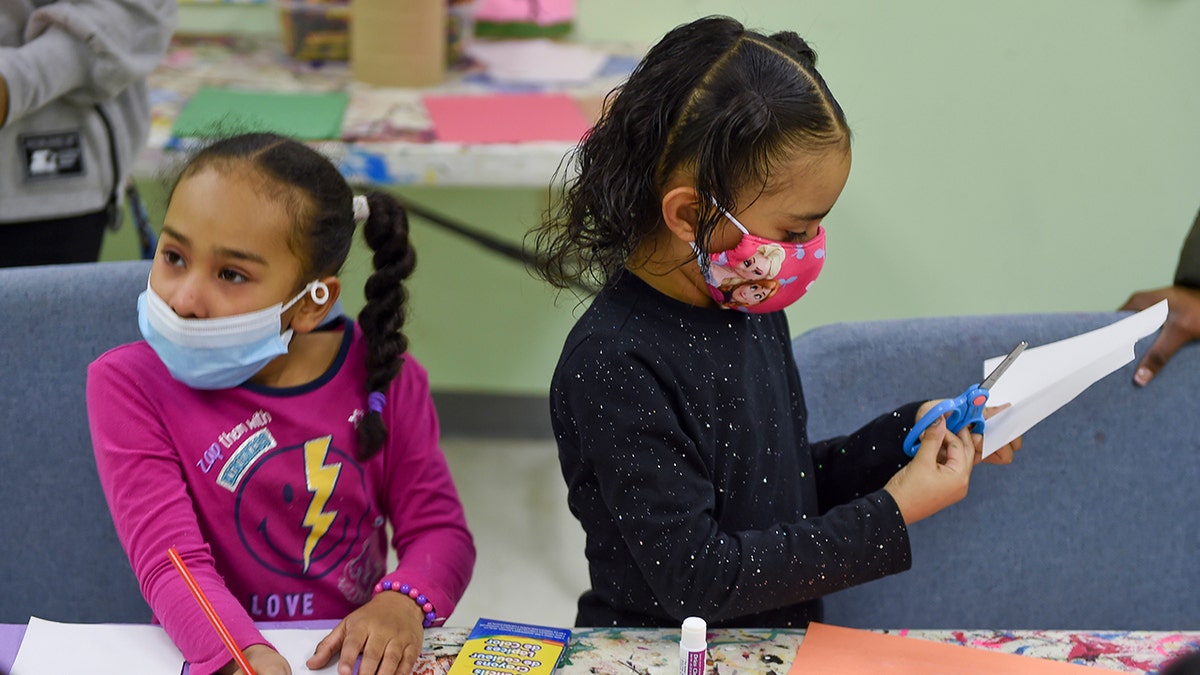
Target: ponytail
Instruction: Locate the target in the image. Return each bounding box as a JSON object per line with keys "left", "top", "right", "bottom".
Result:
{"left": 355, "top": 191, "right": 417, "bottom": 459}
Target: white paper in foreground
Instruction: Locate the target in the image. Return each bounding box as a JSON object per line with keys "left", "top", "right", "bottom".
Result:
{"left": 978, "top": 299, "right": 1168, "bottom": 457}
{"left": 11, "top": 617, "right": 183, "bottom": 675}
{"left": 11, "top": 617, "right": 335, "bottom": 675}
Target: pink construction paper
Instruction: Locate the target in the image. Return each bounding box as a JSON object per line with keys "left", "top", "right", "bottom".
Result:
{"left": 422, "top": 93, "right": 591, "bottom": 144}
{"left": 475, "top": 0, "right": 575, "bottom": 25}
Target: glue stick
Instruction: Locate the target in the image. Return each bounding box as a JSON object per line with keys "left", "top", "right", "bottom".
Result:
{"left": 679, "top": 616, "right": 707, "bottom": 675}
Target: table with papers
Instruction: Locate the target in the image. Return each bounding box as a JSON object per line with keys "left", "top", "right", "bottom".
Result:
{"left": 5, "top": 619, "right": 1199, "bottom": 674}
{"left": 140, "top": 34, "right": 641, "bottom": 187}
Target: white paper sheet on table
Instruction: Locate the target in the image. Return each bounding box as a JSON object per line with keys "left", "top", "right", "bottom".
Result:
{"left": 978, "top": 299, "right": 1168, "bottom": 457}
{"left": 11, "top": 616, "right": 336, "bottom": 675}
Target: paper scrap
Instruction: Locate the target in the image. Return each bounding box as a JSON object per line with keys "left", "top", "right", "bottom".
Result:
{"left": 980, "top": 300, "right": 1168, "bottom": 456}
{"left": 172, "top": 87, "right": 349, "bottom": 140}
{"left": 791, "top": 622, "right": 1121, "bottom": 674}
{"left": 423, "top": 93, "right": 591, "bottom": 144}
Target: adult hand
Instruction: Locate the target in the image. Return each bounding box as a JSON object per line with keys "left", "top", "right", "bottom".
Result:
{"left": 308, "top": 590, "right": 426, "bottom": 675}
{"left": 218, "top": 644, "right": 291, "bottom": 675}
{"left": 884, "top": 411, "right": 976, "bottom": 525}
{"left": 0, "top": 73, "right": 9, "bottom": 127}
{"left": 1120, "top": 285, "right": 1200, "bottom": 386}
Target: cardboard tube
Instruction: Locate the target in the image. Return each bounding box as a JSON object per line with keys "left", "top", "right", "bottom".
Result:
{"left": 351, "top": 0, "right": 447, "bottom": 87}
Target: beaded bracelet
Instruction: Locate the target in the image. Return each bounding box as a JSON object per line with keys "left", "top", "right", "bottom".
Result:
{"left": 374, "top": 580, "right": 437, "bottom": 627}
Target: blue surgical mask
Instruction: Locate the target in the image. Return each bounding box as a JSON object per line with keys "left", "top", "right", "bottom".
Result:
{"left": 137, "top": 279, "right": 330, "bottom": 389}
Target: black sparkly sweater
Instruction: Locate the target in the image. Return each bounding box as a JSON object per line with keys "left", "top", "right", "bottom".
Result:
{"left": 550, "top": 272, "right": 922, "bottom": 628}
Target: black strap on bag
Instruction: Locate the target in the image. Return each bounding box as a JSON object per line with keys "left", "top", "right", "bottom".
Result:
{"left": 95, "top": 104, "right": 157, "bottom": 259}
{"left": 392, "top": 194, "right": 536, "bottom": 265}
{"left": 126, "top": 181, "right": 157, "bottom": 260}
{"left": 391, "top": 194, "right": 593, "bottom": 294}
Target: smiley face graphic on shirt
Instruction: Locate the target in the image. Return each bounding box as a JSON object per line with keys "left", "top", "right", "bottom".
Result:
{"left": 234, "top": 435, "right": 373, "bottom": 579}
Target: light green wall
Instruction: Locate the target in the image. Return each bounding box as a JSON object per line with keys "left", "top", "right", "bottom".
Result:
{"left": 106, "top": 1, "right": 1200, "bottom": 395}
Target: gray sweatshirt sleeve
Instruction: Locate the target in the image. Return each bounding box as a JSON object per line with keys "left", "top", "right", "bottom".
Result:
{"left": 1174, "top": 208, "right": 1200, "bottom": 289}
{"left": 0, "top": 0, "right": 176, "bottom": 125}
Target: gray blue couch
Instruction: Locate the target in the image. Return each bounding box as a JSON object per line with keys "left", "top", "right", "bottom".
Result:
{"left": 2, "top": 259, "right": 1196, "bottom": 631}
{"left": 794, "top": 313, "right": 1199, "bottom": 630}
{"left": 0, "top": 261, "right": 151, "bottom": 623}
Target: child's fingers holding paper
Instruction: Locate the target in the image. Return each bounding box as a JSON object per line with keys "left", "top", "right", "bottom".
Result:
{"left": 978, "top": 403, "right": 1020, "bottom": 465}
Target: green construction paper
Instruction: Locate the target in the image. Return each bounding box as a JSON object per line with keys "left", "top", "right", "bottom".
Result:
{"left": 171, "top": 87, "right": 349, "bottom": 140}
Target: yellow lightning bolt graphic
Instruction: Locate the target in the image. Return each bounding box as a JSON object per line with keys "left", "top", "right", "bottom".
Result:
{"left": 302, "top": 436, "right": 341, "bottom": 574}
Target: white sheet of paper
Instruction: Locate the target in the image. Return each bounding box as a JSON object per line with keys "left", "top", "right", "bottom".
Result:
{"left": 10, "top": 617, "right": 336, "bottom": 675}
{"left": 465, "top": 39, "right": 608, "bottom": 83}
{"left": 253, "top": 628, "right": 336, "bottom": 674}
{"left": 978, "top": 299, "right": 1168, "bottom": 456}
{"left": 11, "top": 617, "right": 183, "bottom": 675}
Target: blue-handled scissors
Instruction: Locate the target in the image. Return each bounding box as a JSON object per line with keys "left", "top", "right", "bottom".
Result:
{"left": 902, "top": 341, "right": 1027, "bottom": 457}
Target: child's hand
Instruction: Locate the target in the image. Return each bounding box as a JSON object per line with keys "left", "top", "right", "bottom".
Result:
{"left": 884, "top": 412, "right": 976, "bottom": 525}
{"left": 975, "top": 403, "right": 1022, "bottom": 465}
{"left": 308, "top": 590, "right": 426, "bottom": 675}
{"left": 910, "top": 399, "right": 1023, "bottom": 465}
{"left": 219, "top": 644, "right": 291, "bottom": 675}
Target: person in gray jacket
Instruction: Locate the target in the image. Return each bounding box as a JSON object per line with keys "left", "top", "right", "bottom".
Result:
{"left": 1121, "top": 208, "right": 1200, "bottom": 386}
{"left": 0, "top": 0, "right": 175, "bottom": 267}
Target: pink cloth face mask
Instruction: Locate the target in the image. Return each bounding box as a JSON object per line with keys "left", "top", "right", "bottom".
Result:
{"left": 697, "top": 207, "right": 826, "bottom": 314}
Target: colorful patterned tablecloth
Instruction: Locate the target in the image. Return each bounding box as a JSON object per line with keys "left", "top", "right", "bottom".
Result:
{"left": 1, "top": 623, "right": 1197, "bottom": 674}
{"left": 408, "top": 627, "right": 1200, "bottom": 675}
{"left": 141, "top": 34, "right": 638, "bottom": 186}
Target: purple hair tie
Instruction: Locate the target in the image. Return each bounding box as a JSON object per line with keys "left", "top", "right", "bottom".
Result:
{"left": 367, "top": 392, "right": 386, "bottom": 414}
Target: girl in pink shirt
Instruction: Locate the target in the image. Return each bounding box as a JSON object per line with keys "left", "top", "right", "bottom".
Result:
{"left": 87, "top": 133, "right": 475, "bottom": 675}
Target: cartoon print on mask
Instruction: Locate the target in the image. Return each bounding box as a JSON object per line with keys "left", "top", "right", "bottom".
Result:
{"left": 235, "top": 435, "right": 377, "bottom": 595}
{"left": 705, "top": 243, "right": 786, "bottom": 288}
{"left": 717, "top": 278, "right": 782, "bottom": 310}
{"left": 698, "top": 205, "right": 827, "bottom": 314}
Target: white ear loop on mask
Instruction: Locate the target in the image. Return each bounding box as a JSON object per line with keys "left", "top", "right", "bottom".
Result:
{"left": 690, "top": 198, "right": 751, "bottom": 260}
{"left": 709, "top": 197, "right": 751, "bottom": 235}
{"left": 305, "top": 280, "right": 331, "bottom": 306}
{"left": 280, "top": 279, "right": 330, "bottom": 314}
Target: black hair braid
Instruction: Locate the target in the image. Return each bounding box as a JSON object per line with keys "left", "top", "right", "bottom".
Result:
{"left": 355, "top": 190, "right": 417, "bottom": 460}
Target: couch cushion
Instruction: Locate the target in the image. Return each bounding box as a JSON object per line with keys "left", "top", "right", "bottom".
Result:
{"left": 0, "top": 261, "right": 152, "bottom": 623}
{"left": 794, "top": 312, "right": 1199, "bottom": 630}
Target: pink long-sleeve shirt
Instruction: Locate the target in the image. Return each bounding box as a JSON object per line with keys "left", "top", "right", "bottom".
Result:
{"left": 87, "top": 320, "right": 475, "bottom": 675}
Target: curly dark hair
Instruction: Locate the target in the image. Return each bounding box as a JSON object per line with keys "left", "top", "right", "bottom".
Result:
{"left": 174, "top": 133, "right": 416, "bottom": 460}
{"left": 529, "top": 15, "right": 849, "bottom": 291}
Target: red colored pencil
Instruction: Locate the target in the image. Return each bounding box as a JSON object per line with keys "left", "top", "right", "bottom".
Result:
{"left": 167, "top": 546, "right": 258, "bottom": 675}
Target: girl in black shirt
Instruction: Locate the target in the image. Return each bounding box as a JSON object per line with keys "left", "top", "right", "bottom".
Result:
{"left": 529, "top": 15, "right": 1021, "bottom": 628}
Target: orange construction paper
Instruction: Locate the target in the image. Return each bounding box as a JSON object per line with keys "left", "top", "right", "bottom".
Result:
{"left": 791, "top": 623, "right": 1123, "bottom": 675}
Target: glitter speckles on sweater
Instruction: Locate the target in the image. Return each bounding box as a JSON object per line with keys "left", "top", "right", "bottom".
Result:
{"left": 550, "top": 272, "right": 921, "bottom": 628}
